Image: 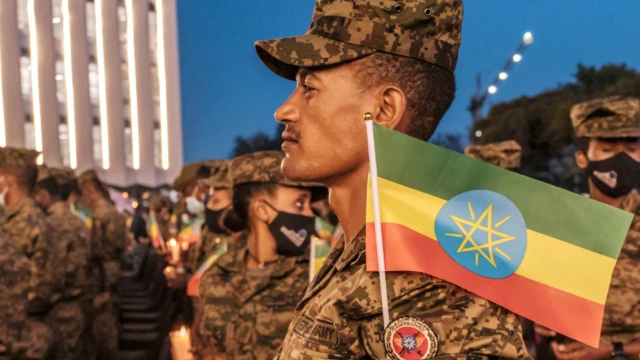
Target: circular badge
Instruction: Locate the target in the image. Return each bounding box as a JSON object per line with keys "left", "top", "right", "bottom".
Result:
{"left": 384, "top": 317, "right": 438, "bottom": 360}
{"left": 434, "top": 190, "right": 527, "bottom": 279}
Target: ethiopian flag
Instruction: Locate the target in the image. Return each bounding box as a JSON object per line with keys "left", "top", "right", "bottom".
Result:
{"left": 365, "top": 125, "right": 632, "bottom": 347}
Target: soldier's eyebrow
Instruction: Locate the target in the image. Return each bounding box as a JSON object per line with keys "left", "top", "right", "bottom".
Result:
{"left": 297, "top": 68, "right": 318, "bottom": 84}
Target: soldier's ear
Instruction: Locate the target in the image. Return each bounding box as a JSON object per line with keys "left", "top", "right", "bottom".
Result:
{"left": 575, "top": 150, "right": 589, "bottom": 169}
{"left": 251, "top": 198, "right": 270, "bottom": 223}
{"left": 373, "top": 85, "right": 408, "bottom": 132}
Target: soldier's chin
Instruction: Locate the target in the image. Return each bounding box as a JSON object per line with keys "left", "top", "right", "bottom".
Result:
{"left": 281, "top": 156, "right": 316, "bottom": 182}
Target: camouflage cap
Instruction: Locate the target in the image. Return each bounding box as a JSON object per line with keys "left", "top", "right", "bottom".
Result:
{"left": 0, "top": 147, "right": 40, "bottom": 169}
{"left": 465, "top": 140, "right": 522, "bottom": 170}
{"left": 199, "top": 160, "right": 232, "bottom": 189}
{"left": 49, "top": 167, "right": 76, "bottom": 184}
{"left": 570, "top": 96, "right": 640, "bottom": 138}
{"left": 172, "top": 162, "right": 210, "bottom": 191}
{"left": 77, "top": 169, "right": 101, "bottom": 186}
{"left": 37, "top": 164, "right": 50, "bottom": 181}
{"left": 255, "top": 0, "right": 464, "bottom": 80}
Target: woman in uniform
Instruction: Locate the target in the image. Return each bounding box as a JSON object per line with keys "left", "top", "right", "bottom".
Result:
{"left": 196, "top": 151, "right": 323, "bottom": 360}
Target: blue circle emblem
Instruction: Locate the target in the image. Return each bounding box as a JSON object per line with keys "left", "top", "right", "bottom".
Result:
{"left": 434, "top": 190, "right": 527, "bottom": 279}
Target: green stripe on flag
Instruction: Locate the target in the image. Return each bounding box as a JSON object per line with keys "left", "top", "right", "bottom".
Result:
{"left": 373, "top": 125, "right": 632, "bottom": 259}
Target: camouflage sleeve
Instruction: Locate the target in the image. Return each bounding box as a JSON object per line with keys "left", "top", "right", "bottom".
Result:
{"left": 105, "top": 213, "right": 127, "bottom": 257}
{"left": 352, "top": 273, "right": 529, "bottom": 359}
{"left": 27, "top": 229, "right": 54, "bottom": 315}
{"left": 198, "top": 270, "right": 227, "bottom": 354}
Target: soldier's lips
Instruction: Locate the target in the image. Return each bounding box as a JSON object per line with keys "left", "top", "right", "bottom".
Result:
{"left": 282, "top": 140, "right": 299, "bottom": 151}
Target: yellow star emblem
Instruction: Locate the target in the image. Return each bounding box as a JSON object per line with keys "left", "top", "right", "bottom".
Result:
{"left": 445, "top": 202, "right": 516, "bottom": 268}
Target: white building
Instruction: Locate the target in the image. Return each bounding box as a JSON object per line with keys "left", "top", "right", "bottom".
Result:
{"left": 0, "top": 0, "right": 183, "bottom": 188}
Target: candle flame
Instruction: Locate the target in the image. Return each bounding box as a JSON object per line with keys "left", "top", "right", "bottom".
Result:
{"left": 179, "top": 326, "right": 186, "bottom": 337}
{"left": 168, "top": 239, "right": 177, "bottom": 247}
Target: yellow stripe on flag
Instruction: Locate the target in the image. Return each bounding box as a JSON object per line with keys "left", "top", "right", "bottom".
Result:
{"left": 367, "top": 177, "right": 615, "bottom": 305}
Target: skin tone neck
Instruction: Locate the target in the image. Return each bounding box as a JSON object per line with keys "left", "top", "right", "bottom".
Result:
{"left": 325, "top": 165, "right": 370, "bottom": 243}
{"left": 246, "top": 216, "right": 279, "bottom": 269}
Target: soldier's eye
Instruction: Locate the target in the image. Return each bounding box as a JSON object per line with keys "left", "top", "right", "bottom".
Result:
{"left": 303, "top": 84, "right": 315, "bottom": 93}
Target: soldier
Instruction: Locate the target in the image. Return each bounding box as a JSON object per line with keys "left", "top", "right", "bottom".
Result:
{"left": 0, "top": 230, "right": 54, "bottom": 360}
{"left": 34, "top": 175, "right": 91, "bottom": 360}
{"left": 0, "top": 148, "right": 56, "bottom": 315}
{"left": 465, "top": 140, "right": 523, "bottom": 170}
{"left": 197, "top": 151, "right": 322, "bottom": 360}
{"left": 0, "top": 147, "right": 55, "bottom": 359}
{"left": 535, "top": 96, "right": 640, "bottom": 360}
{"left": 78, "top": 170, "right": 126, "bottom": 359}
{"left": 185, "top": 160, "right": 241, "bottom": 273}
{"left": 255, "top": 0, "right": 530, "bottom": 358}
{"left": 172, "top": 162, "right": 212, "bottom": 229}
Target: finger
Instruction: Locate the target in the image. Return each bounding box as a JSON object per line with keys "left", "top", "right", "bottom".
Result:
{"left": 561, "top": 342, "right": 586, "bottom": 353}
{"left": 534, "top": 324, "right": 557, "bottom": 337}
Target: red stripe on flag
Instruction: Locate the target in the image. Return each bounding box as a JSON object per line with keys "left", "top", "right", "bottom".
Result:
{"left": 365, "top": 222, "right": 604, "bottom": 347}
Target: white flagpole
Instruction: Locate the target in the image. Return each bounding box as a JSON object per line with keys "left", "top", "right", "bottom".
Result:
{"left": 309, "top": 236, "right": 317, "bottom": 283}
{"left": 365, "top": 116, "right": 390, "bottom": 329}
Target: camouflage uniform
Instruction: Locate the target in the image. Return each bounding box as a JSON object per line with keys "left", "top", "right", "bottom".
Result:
{"left": 185, "top": 160, "right": 234, "bottom": 273}
{"left": 199, "top": 242, "right": 309, "bottom": 360}
{"left": 198, "top": 151, "right": 321, "bottom": 359}
{"left": 79, "top": 170, "right": 127, "bottom": 359}
{"left": 255, "top": 0, "right": 530, "bottom": 358}
{"left": 0, "top": 148, "right": 54, "bottom": 359}
{"left": 0, "top": 232, "right": 54, "bottom": 360}
{"left": 465, "top": 141, "right": 522, "bottom": 170}
{"left": 45, "top": 201, "right": 91, "bottom": 360}
{"left": 571, "top": 97, "right": 640, "bottom": 345}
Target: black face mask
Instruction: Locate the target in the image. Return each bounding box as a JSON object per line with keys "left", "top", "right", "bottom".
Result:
{"left": 205, "top": 207, "right": 230, "bottom": 234}
{"left": 587, "top": 152, "right": 640, "bottom": 198}
{"left": 265, "top": 201, "right": 316, "bottom": 257}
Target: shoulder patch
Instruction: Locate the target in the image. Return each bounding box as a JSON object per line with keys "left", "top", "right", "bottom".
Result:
{"left": 385, "top": 317, "right": 438, "bottom": 360}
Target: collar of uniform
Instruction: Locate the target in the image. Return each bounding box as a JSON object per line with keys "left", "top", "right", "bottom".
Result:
{"left": 47, "top": 201, "right": 67, "bottom": 216}
{"left": 334, "top": 227, "right": 366, "bottom": 271}
{"left": 622, "top": 189, "right": 640, "bottom": 215}
{"left": 5, "top": 198, "right": 33, "bottom": 219}
{"left": 216, "top": 240, "right": 307, "bottom": 279}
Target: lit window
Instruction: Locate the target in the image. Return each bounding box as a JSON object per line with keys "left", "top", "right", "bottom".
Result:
{"left": 24, "top": 118, "right": 35, "bottom": 150}
{"left": 88, "top": 62, "right": 100, "bottom": 106}
{"left": 59, "top": 122, "right": 70, "bottom": 166}
{"left": 55, "top": 60, "right": 66, "bottom": 104}
{"left": 148, "top": 9, "right": 157, "bottom": 65}
{"left": 86, "top": 1, "right": 96, "bottom": 57}
{"left": 92, "top": 119, "right": 103, "bottom": 165}
{"left": 20, "top": 56, "right": 32, "bottom": 105}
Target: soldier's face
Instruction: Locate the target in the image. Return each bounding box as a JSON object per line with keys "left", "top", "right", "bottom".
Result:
{"left": 33, "top": 189, "right": 52, "bottom": 211}
{"left": 207, "top": 188, "right": 232, "bottom": 211}
{"left": 275, "top": 64, "right": 372, "bottom": 184}
{"left": 577, "top": 138, "right": 640, "bottom": 168}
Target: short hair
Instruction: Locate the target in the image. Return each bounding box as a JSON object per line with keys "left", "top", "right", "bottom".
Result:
{"left": 35, "top": 176, "right": 61, "bottom": 200}
{"left": 0, "top": 164, "right": 38, "bottom": 194}
{"left": 223, "top": 182, "right": 278, "bottom": 232}
{"left": 351, "top": 52, "right": 456, "bottom": 141}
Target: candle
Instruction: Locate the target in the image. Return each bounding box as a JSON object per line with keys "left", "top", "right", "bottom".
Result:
{"left": 167, "top": 238, "right": 180, "bottom": 264}
{"left": 169, "top": 326, "right": 194, "bottom": 360}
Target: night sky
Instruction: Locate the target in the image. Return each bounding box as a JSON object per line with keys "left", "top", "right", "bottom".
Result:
{"left": 177, "top": 0, "right": 640, "bottom": 162}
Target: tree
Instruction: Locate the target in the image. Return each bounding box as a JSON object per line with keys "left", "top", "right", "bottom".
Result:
{"left": 430, "top": 133, "right": 465, "bottom": 153}
{"left": 230, "top": 123, "right": 286, "bottom": 158}
{"left": 469, "top": 64, "right": 640, "bottom": 191}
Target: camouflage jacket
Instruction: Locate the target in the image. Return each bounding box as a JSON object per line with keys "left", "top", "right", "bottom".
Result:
{"left": 0, "top": 199, "right": 56, "bottom": 315}
{"left": 199, "top": 243, "right": 309, "bottom": 360}
{"left": 277, "top": 229, "right": 530, "bottom": 360}
{"left": 46, "top": 202, "right": 91, "bottom": 300}
{"left": 186, "top": 226, "right": 244, "bottom": 273}
{"left": 0, "top": 232, "right": 54, "bottom": 359}
{"left": 601, "top": 190, "right": 640, "bottom": 343}
{"left": 90, "top": 198, "right": 127, "bottom": 262}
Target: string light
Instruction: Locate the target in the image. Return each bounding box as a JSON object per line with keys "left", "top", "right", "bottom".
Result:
{"left": 499, "top": 72, "right": 508, "bottom": 80}
{"left": 512, "top": 53, "right": 523, "bottom": 63}
{"left": 488, "top": 85, "right": 497, "bottom": 94}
